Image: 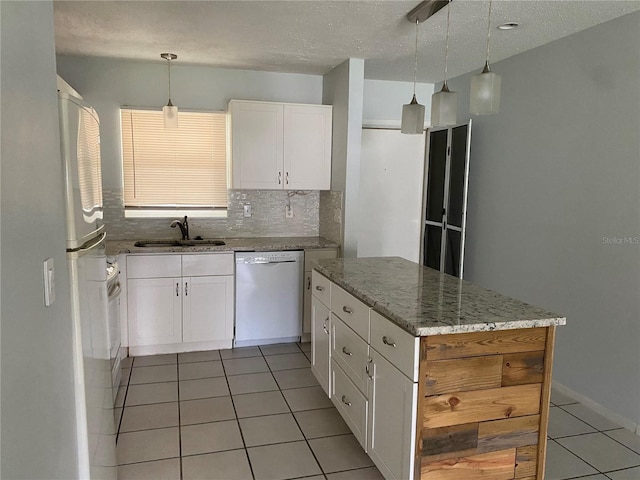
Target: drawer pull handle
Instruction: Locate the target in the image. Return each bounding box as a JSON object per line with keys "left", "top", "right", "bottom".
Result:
{"left": 315, "top": 285, "right": 325, "bottom": 292}
{"left": 382, "top": 336, "right": 396, "bottom": 348}
{"left": 341, "top": 346, "right": 352, "bottom": 356}
{"left": 176, "top": 283, "right": 179, "bottom": 296}
{"left": 323, "top": 321, "right": 329, "bottom": 335}
{"left": 365, "top": 358, "right": 373, "bottom": 379}
{"left": 342, "top": 306, "right": 353, "bottom": 314}
{"left": 341, "top": 395, "right": 351, "bottom": 407}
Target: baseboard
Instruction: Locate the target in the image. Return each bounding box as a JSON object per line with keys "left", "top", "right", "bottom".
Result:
{"left": 552, "top": 380, "right": 640, "bottom": 436}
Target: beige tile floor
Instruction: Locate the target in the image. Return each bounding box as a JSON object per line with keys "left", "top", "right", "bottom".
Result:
{"left": 115, "top": 343, "right": 640, "bottom": 480}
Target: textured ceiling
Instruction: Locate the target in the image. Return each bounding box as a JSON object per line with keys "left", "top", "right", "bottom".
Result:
{"left": 54, "top": 0, "right": 640, "bottom": 83}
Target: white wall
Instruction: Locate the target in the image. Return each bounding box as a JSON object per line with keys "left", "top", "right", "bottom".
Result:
{"left": 363, "top": 79, "right": 434, "bottom": 127}
{"left": 447, "top": 12, "right": 640, "bottom": 427}
{"left": 56, "top": 56, "right": 324, "bottom": 188}
{"left": 1, "top": 1, "right": 79, "bottom": 477}
{"left": 323, "top": 59, "right": 365, "bottom": 258}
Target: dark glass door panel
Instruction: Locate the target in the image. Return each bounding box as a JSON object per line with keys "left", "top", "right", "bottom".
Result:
{"left": 423, "top": 225, "right": 442, "bottom": 270}
{"left": 447, "top": 125, "right": 468, "bottom": 228}
{"left": 425, "top": 129, "right": 448, "bottom": 223}
{"left": 444, "top": 229, "right": 462, "bottom": 277}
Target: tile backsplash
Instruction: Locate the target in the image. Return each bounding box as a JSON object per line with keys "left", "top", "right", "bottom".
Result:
{"left": 103, "top": 188, "right": 321, "bottom": 240}
{"left": 319, "top": 190, "right": 342, "bottom": 245}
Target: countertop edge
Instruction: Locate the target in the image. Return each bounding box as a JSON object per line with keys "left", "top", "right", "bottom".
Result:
{"left": 314, "top": 264, "right": 567, "bottom": 337}
{"left": 107, "top": 236, "right": 339, "bottom": 255}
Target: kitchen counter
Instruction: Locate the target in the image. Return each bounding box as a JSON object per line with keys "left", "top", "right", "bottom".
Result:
{"left": 107, "top": 236, "right": 339, "bottom": 256}
{"left": 312, "top": 256, "right": 566, "bottom": 479}
{"left": 314, "top": 256, "right": 566, "bottom": 336}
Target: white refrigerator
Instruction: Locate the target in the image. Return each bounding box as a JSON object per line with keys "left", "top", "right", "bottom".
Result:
{"left": 58, "top": 92, "right": 116, "bottom": 479}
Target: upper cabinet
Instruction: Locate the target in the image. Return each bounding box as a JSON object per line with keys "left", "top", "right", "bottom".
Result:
{"left": 229, "top": 100, "right": 332, "bottom": 190}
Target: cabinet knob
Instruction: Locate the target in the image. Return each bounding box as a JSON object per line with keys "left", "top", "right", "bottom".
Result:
{"left": 341, "top": 395, "right": 351, "bottom": 407}
{"left": 382, "top": 336, "right": 397, "bottom": 348}
{"left": 341, "top": 346, "right": 352, "bottom": 356}
{"left": 323, "top": 321, "right": 329, "bottom": 335}
{"left": 342, "top": 306, "right": 353, "bottom": 314}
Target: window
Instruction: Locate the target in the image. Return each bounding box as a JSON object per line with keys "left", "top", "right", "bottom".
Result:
{"left": 121, "top": 109, "right": 228, "bottom": 216}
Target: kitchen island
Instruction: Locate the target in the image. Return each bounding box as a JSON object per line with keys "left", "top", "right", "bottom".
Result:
{"left": 311, "top": 256, "right": 565, "bottom": 480}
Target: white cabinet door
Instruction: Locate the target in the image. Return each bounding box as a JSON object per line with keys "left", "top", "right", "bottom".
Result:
{"left": 128, "top": 277, "right": 182, "bottom": 346}
{"left": 183, "top": 276, "right": 234, "bottom": 344}
{"left": 230, "top": 101, "right": 283, "bottom": 189}
{"left": 367, "top": 349, "right": 418, "bottom": 480}
{"left": 283, "top": 104, "right": 332, "bottom": 190}
{"left": 311, "top": 296, "right": 331, "bottom": 397}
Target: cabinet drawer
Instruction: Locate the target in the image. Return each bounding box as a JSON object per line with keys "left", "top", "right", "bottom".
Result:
{"left": 311, "top": 271, "right": 331, "bottom": 307}
{"left": 332, "top": 315, "right": 369, "bottom": 395}
{"left": 331, "top": 360, "right": 368, "bottom": 450}
{"left": 331, "top": 285, "right": 370, "bottom": 342}
{"left": 127, "top": 255, "right": 181, "bottom": 279}
{"left": 370, "top": 310, "right": 419, "bottom": 381}
{"left": 182, "top": 253, "right": 234, "bottom": 276}
{"left": 304, "top": 248, "right": 338, "bottom": 271}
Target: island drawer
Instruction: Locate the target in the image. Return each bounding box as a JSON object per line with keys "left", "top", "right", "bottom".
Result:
{"left": 331, "top": 315, "right": 369, "bottom": 395}
{"left": 331, "top": 284, "right": 370, "bottom": 342}
{"left": 311, "top": 271, "right": 331, "bottom": 307}
{"left": 370, "top": 310, "right": 419, "bottom": 381}
{"left": 127, "top": 255, "right": 181, "bottom": 278}
{"left": 182, "top": 253, "right": 234, "bottom": 277}
{"left": 331, "top": 360, "right": 368, "bottom": 450}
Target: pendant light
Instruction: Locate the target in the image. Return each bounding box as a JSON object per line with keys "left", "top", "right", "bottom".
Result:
{"left": 431, "top": 0, "right": 457, "bottom": 127}
{"left": 161, "top": 53, "right": 178, "bottom": 128}
{"left": 470, "top": 0, "right": 501, "bottom": 115}
{"left": 401, "top": 19, "right": 425, "bottom": 135}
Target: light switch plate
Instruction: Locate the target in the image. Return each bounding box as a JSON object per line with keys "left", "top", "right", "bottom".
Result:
{"left": 243, "top": 205, "right": 252, "bottom": 217}
{"left": 43, "top": 258, "right": 55, "bottom": 306}
{"left": 285, "top": 205, "right": 294, "bottom": 218}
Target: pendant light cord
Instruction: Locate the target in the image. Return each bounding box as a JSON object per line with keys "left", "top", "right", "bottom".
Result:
{"left": 443, "top": 0, "right": 451, "bottom": 86}
{"left": 485, "top": 0, "right": 493, "bottom": 65}
{"left": 167, "top": 57, "right": 172, "bottom": 104}
{"left": 413, "top": 18, "right": 419, "bottom": 96}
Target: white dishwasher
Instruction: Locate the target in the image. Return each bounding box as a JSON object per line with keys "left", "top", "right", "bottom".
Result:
{"left": 235, "top": 251, "right": 303, "bottom": 347}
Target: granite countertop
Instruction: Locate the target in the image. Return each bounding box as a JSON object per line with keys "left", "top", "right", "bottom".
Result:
{"left": 107, "top": 236, "right": 339, "bottom": 256}
{"left": 314, "top": 256, "right": 566, "bottom": 337}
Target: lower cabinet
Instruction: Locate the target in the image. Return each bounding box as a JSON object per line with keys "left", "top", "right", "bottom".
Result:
{"left": 182, "top": 275, "right": 234, "bottom": 343}
{"left": 311, "top": 270, "right": 419, "bottom": 480}
{"left": 311, "top": 296, "right": 331, "bottom": 397}
{"left": 126, "top": 253, "right": 234, "bottom": 354}
{"left": 367, "top": 349, "right": 417, "bottom": 480}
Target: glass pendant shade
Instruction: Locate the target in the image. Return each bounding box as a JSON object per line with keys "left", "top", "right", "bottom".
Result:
{"left": 470, "top": 62, "right": 501, "bottom": 115}
{"left": 401, "top": 95, "right": 425, "bottom": 134}
{"left": 431, "top": 84, "right": 458, "bottom": 126}
{"left": 163, "top": 103, "right": 178, "bottom": 128}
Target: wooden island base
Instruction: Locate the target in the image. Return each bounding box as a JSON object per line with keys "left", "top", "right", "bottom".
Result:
{"left": 416, "top": 326, "right": 556, "bottom": 480}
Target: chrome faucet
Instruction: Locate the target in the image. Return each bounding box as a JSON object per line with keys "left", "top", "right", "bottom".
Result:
{"left": 170, "top": 216, "right": 189, "bottom": 240}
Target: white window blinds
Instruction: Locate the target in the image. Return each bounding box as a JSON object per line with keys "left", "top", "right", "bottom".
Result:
{"left": 121, "top": 109, "right": 228, "bottom": 209}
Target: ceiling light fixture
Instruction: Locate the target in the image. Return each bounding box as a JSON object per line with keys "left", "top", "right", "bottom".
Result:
{"left": 406, "top": 0, "right": 448, "bottom": 24}
{"left": 161, "top": 53, "right": 178, "bottom": 128}
{"left": 401, "top": 19, "right": 425, "bottom": 135}
{"left": 431, "top": 0, "right": 457, "bottom": 127}
{"left": 498, "top": 22, "right": 519, "bottom": 30}
{"left": 470, "top": 0, "right": 501, "bottom": 115}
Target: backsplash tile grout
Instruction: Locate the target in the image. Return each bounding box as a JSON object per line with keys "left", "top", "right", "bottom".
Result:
{"left": 103, "top": 188, "right": 322, "bottom": 240}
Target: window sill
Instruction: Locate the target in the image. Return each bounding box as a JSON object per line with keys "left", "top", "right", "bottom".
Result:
{"left": 124, "top": 209, "right": 228, "bottom": 219}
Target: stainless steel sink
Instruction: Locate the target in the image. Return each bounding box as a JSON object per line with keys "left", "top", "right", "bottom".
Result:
{"left": 134, "top": 239, "right": 226, "bottom": 247}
